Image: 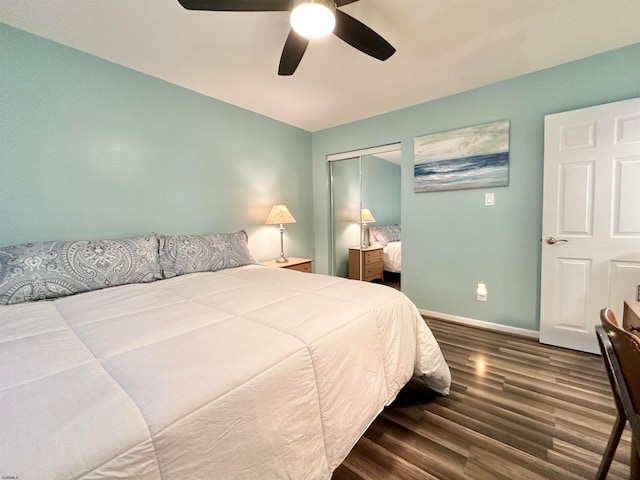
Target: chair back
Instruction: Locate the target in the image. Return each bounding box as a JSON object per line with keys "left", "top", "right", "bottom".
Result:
{"left": 600, "top": 308, "right": 640, "bottom": 419}
{"left": 595, "top": 309, "right": 640, "bottom": 479}
{"left": 602, "top": 307, "right": 619, "bottom": 327}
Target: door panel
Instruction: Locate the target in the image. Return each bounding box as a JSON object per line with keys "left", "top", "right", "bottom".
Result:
{"left": 540, "top": 97, "right": 640, "bottom": 353}
{"left": 560, "top": 122, "right": 595, "bottom": 150}
{"left": 556, "top": 258, "right": 591, "bottom": 333}
{"left": 615, "top": 158, "right": 640, "bottom": 234}
{"left": 559, "top": 162, "right": 593, "bottom": 235}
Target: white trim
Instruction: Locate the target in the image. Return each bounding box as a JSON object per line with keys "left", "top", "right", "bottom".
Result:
{"left": 326, "top": 142, "right": 401, "bottom": 162}
{"left": 419, "top": 309, "right": 540, "bottom": 339}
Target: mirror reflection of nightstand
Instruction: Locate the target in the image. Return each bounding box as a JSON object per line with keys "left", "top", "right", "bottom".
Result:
{"left": 262, "top": 257, "right": 312, "bottom": 273}
{"left": 348, "top": 246, "right": 383, "bottom": 282}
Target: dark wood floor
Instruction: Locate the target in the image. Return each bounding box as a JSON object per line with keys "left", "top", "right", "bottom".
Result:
{"left": 334, "top": 317, "right": 631, "bottom": 480}
{"left": 381, "top": 272, "right": 401, "bottom": 291}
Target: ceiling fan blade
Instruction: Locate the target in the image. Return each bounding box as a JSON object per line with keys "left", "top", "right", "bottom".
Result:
{"left": 177, "top": 0, "right": 289, "bottom": 11}
{"left": 335, "top": 0, "right": 360, "bottom": 6}
{"left": 333, "top": 9, "right": 395, "bottom": 61}
{"left": 278, "top": 30, "right": 309, "bottom": 76}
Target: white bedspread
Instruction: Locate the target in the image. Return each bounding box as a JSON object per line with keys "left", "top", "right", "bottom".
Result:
{"left": 381, "top": 240, "right": 402, "bottom": 273}
{"left": 0, "top": 266, "right": 450, "bottom": 480}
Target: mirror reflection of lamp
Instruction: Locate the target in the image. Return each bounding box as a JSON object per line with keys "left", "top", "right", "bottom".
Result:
{"left": 265, "top": 205, "right": 296, "bottom": 263}
{"left": 357, "top": 208, "right": 376, "bottom": 248}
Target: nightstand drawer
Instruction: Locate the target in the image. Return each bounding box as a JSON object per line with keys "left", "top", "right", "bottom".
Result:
{"left": 363, "top": 262, "right": 383, "bottom": 279}
{"left": 363, "top": 248, "right": 383, "bottom": 265}
{"left": 285, "top": 261, "right": 312, "bottom": 273}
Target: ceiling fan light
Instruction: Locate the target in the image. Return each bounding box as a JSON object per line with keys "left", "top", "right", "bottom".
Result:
{"left": 290, "top": 0, "right": 336, "bottom": 39}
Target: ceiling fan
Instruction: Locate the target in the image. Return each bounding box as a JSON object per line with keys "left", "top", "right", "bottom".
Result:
{"left": 177, "top": 0, "right": 396, "bottom": 75}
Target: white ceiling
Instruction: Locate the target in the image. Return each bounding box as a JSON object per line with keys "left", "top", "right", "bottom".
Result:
{"left": 2, "top": 0, "right": 640, "bottom": 132}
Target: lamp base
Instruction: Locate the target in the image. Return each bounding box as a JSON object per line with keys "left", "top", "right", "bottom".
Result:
{"left": 275, "top": 225, "right": 289, "bottom": 263}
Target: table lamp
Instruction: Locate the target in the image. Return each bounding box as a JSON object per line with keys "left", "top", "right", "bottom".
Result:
{"left": 357, "top": 208, "right": 376, "bottom": 247}
{"left": 265, "top": 205, "right": 296, "bottom": 263}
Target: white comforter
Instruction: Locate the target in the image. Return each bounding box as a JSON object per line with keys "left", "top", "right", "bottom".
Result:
{"left": 380, "top": 240, "right": 402, "bottom": 273}
{"left": 0, "top": 266, "right": 450, "bottom": 480}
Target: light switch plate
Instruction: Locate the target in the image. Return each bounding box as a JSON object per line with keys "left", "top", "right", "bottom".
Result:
{"left": 485, "top": 193, "right": 495, "bottom": 206}
{"left": 476, "top": 283, "right": 488, "bottom": 301}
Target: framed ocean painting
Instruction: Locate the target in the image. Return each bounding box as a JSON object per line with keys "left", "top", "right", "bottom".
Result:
{"left": 413, "top": 120, "right": 510, "bottom": 192}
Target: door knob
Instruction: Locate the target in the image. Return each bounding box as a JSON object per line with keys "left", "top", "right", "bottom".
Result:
{"left": 546, "top": 236, "right": 568, "bottom": 245}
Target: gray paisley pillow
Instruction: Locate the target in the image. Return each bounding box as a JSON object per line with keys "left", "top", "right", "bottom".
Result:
{"left": 159, "top": 230, "right": 258, "bottom": 279}
{"left": 0, "top": 235, "right": 162, "bottom": 305}
{"left": 369, "top": 224, "right": 401, "bottom": 246}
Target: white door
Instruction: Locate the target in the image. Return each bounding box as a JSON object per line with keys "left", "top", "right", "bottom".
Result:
{"left": 540, "top": 97, "right": 640, "bottom": 353}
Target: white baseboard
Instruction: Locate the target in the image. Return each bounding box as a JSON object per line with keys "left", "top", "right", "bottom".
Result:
{"left": 419, "top": 309, "right": 539, "bottom": 339}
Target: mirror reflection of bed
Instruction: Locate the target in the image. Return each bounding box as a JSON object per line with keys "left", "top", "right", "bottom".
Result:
{"left": 368, "top": 223, "right": 401, "bottom": 290}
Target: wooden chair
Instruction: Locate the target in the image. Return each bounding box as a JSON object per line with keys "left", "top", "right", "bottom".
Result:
{"left": 595, "top": 308, "right": 640, "bottom": 479}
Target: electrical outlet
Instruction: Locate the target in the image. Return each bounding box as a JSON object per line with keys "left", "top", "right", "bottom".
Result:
{"left": 476, "top": 283, "right": 487, "bottom": 301}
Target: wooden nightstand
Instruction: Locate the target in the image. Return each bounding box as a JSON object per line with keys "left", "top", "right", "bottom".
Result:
{"left": 348, "top": 246, "right": 383, "bottom": 282}
{"left": 261, "top": 257, "right": 312, "bottom": 273}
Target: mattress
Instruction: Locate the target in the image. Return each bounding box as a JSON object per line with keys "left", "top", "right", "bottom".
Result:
{"left": 0, "top": 265, "right": 450, "bottom": 480}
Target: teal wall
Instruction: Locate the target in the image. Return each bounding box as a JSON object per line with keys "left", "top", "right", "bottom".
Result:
{"left": 0, "top": 23, "right": 313, "bottom": 262}
{"left": 312, "top": 43, "right": 640, "bottom": 332}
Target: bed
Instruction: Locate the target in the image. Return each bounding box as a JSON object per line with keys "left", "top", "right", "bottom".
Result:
{"left": 0, "top": 231, "right": 450, "bottom": 480}
{"left": 369, "top": 224, "right": 402, "bottom": 273}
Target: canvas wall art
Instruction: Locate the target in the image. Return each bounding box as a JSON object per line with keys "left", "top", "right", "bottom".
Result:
{"left": 414, "top": 120, "right": 510, "bottom": 192}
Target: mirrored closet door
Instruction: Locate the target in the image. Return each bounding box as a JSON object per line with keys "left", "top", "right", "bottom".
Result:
{"left": 330, "top": 156, "right": 361, "bottom": 278}
{"left": 328, "top": 144, "right": 401, "bottom": 281}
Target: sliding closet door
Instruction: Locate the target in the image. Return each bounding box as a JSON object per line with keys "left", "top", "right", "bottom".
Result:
{"left": 330, "top": 158, "right": 361, "bottom": 278}
{"left": 329, "top": 143, "right": 402, "bottom": 279}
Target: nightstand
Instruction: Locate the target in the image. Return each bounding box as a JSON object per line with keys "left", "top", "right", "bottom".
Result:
{"left": 348, "top": 246, "right": 383, "bottom": 282}
{"left": 261, "top": 257, "right": 312, "bottom": 273}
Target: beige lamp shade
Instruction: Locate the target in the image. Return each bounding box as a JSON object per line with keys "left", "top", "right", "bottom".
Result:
{"left": 357, "top": 208, "right": 376, "bottom": 223}
{"left": 265, "top": 205, "right": 296, "bottom": 225}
